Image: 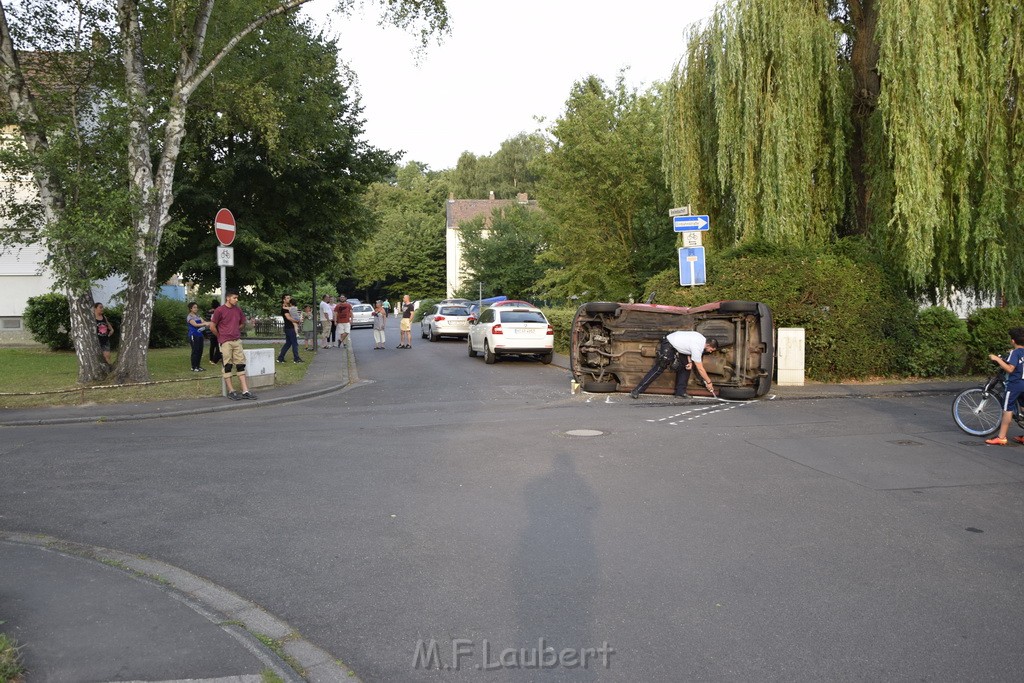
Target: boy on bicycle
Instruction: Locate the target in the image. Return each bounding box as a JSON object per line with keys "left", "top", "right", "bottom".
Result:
{"left": 985, "top": 327, "right": 1024, "bottom": 445}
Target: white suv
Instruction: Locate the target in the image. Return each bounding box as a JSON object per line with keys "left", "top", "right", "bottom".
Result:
{"left": 467, "top": 305, "right": 554, "bottom": 364}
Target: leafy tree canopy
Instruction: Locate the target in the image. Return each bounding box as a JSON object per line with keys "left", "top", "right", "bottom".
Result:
{"left": 455, "top": 203, "right": 549, "bottom": 300}
{"left": 536, "top": 74, "right": 673, "bottom": 301}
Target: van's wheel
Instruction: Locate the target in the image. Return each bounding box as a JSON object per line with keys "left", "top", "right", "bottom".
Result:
{"left": 484, "top": 340, "right": 496, "bottom": 364}
{"left": 719, "top": 301, "right": 759, "bottom": 314}
{"left": 716, "top": 386, "right": 757, "bottom": 399}
{"left": 539, "top": 351, "right": 553, "bottom": 364}
{"left": 467, "top": 339, "right": 478, "bottom": 357}
{"left": 583, "top": 302, "right": 619, "bottom": 314}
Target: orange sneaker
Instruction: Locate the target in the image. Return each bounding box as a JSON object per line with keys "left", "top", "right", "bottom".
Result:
{"left": 1014, "top": 436, "right": 1024, "bottom": 445}
{"left": 985, "top": 437, "right": 1008, "bottom": 446}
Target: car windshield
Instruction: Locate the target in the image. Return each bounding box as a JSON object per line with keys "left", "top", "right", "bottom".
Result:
{"left": 354, "top": 305, "right": 372, "bottom": 312}
{"left": 500, "top": 311, "right": 546, "bottom": 323}
{"left": 440, "top": 306, "right": 469, "bottom": 316}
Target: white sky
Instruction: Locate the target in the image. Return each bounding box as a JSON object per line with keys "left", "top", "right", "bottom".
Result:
{"left": 300, "top": 0, "right": 719, "bottom": 171}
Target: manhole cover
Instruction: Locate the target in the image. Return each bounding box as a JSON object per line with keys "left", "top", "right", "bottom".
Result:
{"left": 565, "top": 429, "right": 605, "bottom": 437}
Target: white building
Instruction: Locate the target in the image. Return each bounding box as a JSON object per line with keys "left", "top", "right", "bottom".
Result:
{"left": 445, "top": 192, "right": 537, "bottom": 298}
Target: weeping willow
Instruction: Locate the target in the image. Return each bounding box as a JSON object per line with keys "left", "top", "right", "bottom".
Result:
{"left": 876, "top": 0, "right": 1023, "bottom": 301}
{"left": 665, "top": 0, "right": 849, "bottom": 248}
{"left": 667, "top": 0, "right": 1024, "bottom": 302}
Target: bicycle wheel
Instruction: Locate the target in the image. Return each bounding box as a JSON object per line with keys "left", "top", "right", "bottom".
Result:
{"left": 952, "top": 388, "right": 1004, "bottom": 436}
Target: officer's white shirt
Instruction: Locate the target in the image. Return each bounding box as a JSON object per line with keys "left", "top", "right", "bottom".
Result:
{"left": 666, "top": 330, "right": 707, "bottom": 363}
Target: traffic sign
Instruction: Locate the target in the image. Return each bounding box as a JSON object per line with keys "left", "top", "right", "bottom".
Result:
{"left": 214, "top": 208, "right": 236, "bottom": 246}
{"left": 681, "top": 231, "right": 702, "bottom": 248}
{"left": 678, "top": 247, "right": 706, "bottom": 286}
{"left": 673, "top": 215, "right": 710, "bottom": 232}
{"left": 217, "top": 246, "right": 234, "bottom": 267}
{"left": 668, "top": 206, "right": 691, "bottom": 217}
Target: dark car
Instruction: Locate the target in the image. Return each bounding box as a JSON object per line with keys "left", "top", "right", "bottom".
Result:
{"left": 570, "top": 300, "right": 774, "bottom": 399}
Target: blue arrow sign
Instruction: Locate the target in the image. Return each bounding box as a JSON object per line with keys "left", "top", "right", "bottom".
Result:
{"left": 672, "top": 215, "right": 710, "bottom": 232}
{"left": 678, "top": 247, "right": 706, "bottom": 286}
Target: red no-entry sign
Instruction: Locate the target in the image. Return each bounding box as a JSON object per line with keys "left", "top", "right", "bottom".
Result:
{"left": 214, "top": 208, "right": 236, "bottom": 246}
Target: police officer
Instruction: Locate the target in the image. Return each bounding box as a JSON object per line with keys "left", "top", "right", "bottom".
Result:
{"left": 630, "top": 331, "right": 719, "bottom": 399}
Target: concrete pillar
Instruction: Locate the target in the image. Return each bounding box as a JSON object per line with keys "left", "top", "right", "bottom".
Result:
{"left": 777, "top": 328, "right": 805, "bottom": 386}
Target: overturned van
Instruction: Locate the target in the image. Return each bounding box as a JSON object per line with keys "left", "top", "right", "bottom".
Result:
{"left": 570, "top": 300, "right": 774, "bottom": 399}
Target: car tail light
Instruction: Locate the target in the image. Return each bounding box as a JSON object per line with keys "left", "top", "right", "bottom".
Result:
{"left": 491, "top": 324, "right": 502, "bottom": 335}
{"left": 434, "top": 315, "right": 446, "bottom": 322}
{"left": 546, "top": 324, "right": 554, "bottom": 335}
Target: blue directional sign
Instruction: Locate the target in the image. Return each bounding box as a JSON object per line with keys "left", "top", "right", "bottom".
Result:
{"left": 673, "top": 214, "right": 710, "bottom": 232}
{"left": 678, "top": 247, "right": 707, "bottom": 286}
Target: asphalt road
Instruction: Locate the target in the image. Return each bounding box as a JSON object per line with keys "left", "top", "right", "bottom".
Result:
{"left": 2, "top": 317, "right": 1024, "bottom": 681}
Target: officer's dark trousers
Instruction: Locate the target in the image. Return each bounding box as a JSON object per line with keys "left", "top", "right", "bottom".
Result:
{"left": 633, "top": 338, "right": 691, "bottom": 396}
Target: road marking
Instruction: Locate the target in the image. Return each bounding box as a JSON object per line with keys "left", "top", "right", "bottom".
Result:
{"left": 647, "top": 401, "right": 755, "bottom": 426}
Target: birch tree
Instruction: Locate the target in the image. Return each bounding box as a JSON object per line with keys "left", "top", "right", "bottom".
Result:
{"left": 0, "top": 0, "right": 449, "bottom": 382}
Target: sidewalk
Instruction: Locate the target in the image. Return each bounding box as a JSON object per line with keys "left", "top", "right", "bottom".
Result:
{"left": 0, "top": 532, "right": 354, "bottom": 683}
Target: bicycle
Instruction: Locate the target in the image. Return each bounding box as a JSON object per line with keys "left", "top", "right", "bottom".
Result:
{"left": 951, "top": 373, "right": 1024, "bottom": 436}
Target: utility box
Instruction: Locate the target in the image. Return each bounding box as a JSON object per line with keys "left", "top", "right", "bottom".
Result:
{"left": 777, "top": 328, "right": 805, "bottom": 386}
{"left": 243, "top": 348, "right": 276, "bottom": 389}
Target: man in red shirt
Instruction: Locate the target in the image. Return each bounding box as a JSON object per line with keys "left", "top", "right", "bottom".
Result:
{"left": 209, "top": 290, "right": 256, "bottom": 400}
{"left": 334, "top": 294, "right": 353, "bottom": 348}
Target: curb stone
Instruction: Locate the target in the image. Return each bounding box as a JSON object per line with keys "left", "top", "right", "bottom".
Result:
{"left": 0, "top": 531, "right": 361, "bottom": 683}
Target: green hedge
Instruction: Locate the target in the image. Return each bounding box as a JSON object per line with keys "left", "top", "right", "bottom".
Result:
{"left": 909, "top": 307, "right": 969, "bottom": 377}
{"left": 23, "top": 293, "right": 74, "bottom": 351}
{"left": 22, "top": 292, "right": 187, "bottom": 351}
{"left": 642, "top": 244, "right": 916, "bottom": 380}
{"left": 966, "top": 306, "right": 1024, "bottom": 373}
{"left": 541, "top": 307, "right": 576, "bottom": 355}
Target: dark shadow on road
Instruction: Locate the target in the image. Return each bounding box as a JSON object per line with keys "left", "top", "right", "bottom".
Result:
{"left": 512, "top": 451, "right": 604, "bottom": 679}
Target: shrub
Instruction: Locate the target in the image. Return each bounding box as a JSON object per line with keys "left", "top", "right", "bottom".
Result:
{"left": 23, "top": 292, "right": 73, "bottom": 351}
{"left": 642, "top": 244, "right": 917, "bottom": 380}
{"left": 150, "top": 298, "right": 190, "bottom": 348}
{"left": 413, "top": 298, "right": 440, "bottom": 323}
{"left": 541, "top": 307, "right": 577, "bottom": 355}
{"left": 909, "top": 307, "right": 969, "bottom": 376}
{"left": 966, "top": 306, "right": 1024, "bottom": 373}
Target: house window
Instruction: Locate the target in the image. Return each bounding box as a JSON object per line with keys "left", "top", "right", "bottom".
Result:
{"left": 1, "top": 317, "right": 23, "bottom": 329}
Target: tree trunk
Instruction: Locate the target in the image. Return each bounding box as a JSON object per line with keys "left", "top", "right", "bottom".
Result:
{"left": 846, "top": 0, "right": 881, "bottom": 237}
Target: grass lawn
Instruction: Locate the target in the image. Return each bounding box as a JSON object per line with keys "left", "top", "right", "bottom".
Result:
{"left": 0, "top": 344, "right": 310, "bottom": 409}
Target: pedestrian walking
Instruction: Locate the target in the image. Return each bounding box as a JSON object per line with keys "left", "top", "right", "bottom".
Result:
{"left": 209, "top": 289, "right": 257, "bottom": 400}
{"left": 382, "top": 299, "right": 391, "bottom": 318}
{"left": 186, "top": 301, "right": 208, "bottom": 372}
{"left": 334, "top": 294, "right": 353, "bottom": 348}
{"left": 93, "top": 302, "right": 115, "bottom": 365}
{"left": 372, "top": 300, "right": 387, "bottom": 349}
{"left": 277, "top": 294, "right": 303, "bottom": 363}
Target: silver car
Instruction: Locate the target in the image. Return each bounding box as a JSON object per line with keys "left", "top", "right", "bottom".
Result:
{"left": 420, "top": 303, "right": 472, "bottom": 341}
{"left": 350, "top": 303, "right": 374, "bottom": 329}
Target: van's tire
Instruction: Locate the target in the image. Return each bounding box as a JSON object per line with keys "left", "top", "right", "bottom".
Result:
{"left": 719, "top": 301, "right": 759, "bottom": 313}
{"left": 584, "top": 302, "right": 619, "bottom": 314}
{"left": 716, "top": 386, "right": 757, "bottom": 400}
{"left": 582, "top": 380, "right": 618, "bottom": 393}
{"left": 539, "top": 352, "right": 553, "bottom": 365}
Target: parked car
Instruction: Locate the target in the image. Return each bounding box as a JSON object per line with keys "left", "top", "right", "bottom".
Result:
{"left": 467, "top": 305, "right": 554, "bottom": 364}
{"left": 350, "top": 303, "right": 374, "bottom": 328}
{"left": 569, "top": 300, "right": 774, "bottom": 399}
{"left": 420, "top": 303, "right": 472, "bottom": 341}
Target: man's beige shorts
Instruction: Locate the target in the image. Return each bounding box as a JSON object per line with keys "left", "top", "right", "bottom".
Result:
{"left": 400, "top": 318, "right": 412, "bottom": 332}
{"left": 220, "top": 340, "right": 246, "bottom": 370}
